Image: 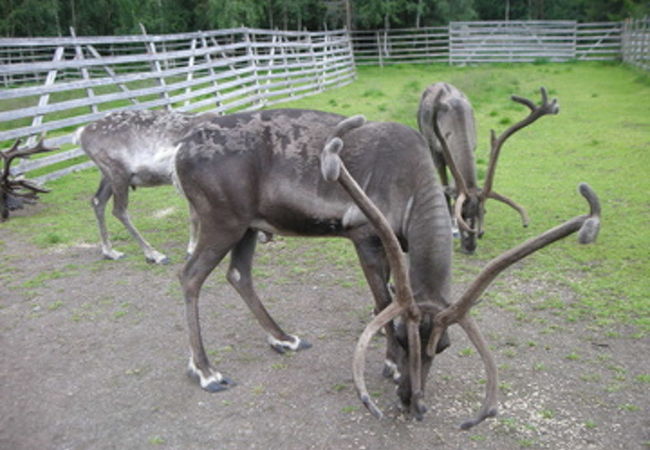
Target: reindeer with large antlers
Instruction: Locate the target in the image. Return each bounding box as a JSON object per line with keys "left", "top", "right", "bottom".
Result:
{"left": 173, "top": 108, "right": 600, "bottom": 427}
{"left": 0, "top": 138, "right": 56, "bottom": 222}
{"left": 418, "top": 83, "right": 559, "bottom": 253}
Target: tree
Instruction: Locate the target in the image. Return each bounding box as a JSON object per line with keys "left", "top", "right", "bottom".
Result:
{"left": 1, "top": 0, "right": 60, "bottom": 37}
{"left": 433, "top": 0, "right": 478, "bottom": 23}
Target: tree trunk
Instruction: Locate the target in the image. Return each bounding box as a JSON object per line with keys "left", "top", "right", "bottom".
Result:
{"left": 344, "top": 0, "right": 352, "bottom": 31}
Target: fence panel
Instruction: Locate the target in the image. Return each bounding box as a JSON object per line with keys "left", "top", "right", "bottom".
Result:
{"left": 576, "top": 22, "right": 623, "bottom": 60}
{"left": 350, "top": 26, "right": 448, "bottom": 65}
{"left": 0, "top": 27, "right": 356, "bottom": 183}
{"left": 450, "top": 21, "right": 578, "bottom": 64}
{"left": 622, "top": 17, "right": 650, "bottom": 71}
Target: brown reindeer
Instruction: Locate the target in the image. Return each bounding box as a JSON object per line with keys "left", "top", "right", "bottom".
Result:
{"left": 173, "top": 109, "right": 599, "bottom": 427}
{"left": 418, "top": 83, "right": 559, "bottom": 253}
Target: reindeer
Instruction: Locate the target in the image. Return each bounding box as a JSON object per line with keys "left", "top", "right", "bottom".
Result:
{"left": 1, "top": 138, "right": 56, "bottom": 222}
{"left": 418, "top": 83, "right": 559, "bottom": 254}
{"left": 173, "top": 109, "right": 600, "bottom": 427}
{"left": 74, "top": 109, "right": 218, "bottom": 264}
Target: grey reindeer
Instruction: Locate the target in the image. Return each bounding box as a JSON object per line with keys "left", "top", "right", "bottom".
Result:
{"left": 173, "top": 109, "right": 600, "bottom": 428}
{"left": 418, "top": 83, "right": 559, "bottom": 253}
{"left": 74, "top": 109, "right": 218, "bottom": 264}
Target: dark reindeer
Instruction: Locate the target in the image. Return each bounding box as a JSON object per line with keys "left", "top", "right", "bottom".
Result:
{"left": 418, "top": 83, "right": 559, "bottom": 253}
{"left": 74, "top": 109, "right": 217, "bottom": 263}
{"left": 1, "top": 138, "right": 56, "bottom": 221}
{"left": 174, "top": 109, "right": 600, "bottom": 427}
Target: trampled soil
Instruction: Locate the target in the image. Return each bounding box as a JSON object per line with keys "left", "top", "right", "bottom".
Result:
{"left": 1, "top": 211, "right": 648, "bottom": 450}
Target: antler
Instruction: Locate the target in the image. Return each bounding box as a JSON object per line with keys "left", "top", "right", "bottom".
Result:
{"left": 432, "top": 107, "right": 474, "bottom": 234}
{"left": 427, "top": 182, "right": 600, "bottom": 428}
{"left": 1, "top": 138, "right": 56, "bottom": 220}
{"left": 321, "top": 120, "right": 427, "bottom": 420}
{"left": 482, "top": 87, "right": 559, "bottom": 226}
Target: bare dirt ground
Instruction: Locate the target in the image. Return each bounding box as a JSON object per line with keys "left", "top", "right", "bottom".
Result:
{"left": 1, "top": 212, "right": 648, "bottom": 450}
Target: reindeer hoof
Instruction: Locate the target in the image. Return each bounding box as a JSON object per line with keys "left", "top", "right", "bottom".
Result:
{"left": 187, "top": 367, "right": 235, "bottom": 392}
{"left": 203, "top": 376, "right": 236, "bottom": 393}
{"left": 102, "top": 249, "right": 125, "bottom": 260}
{"left": 459, "top": 407, "right": 498, "bottom": 430}
{"left": 268, "top": 334, "right": 312, "bottom": 354}
{"left": 146, "top": 254, "right": 170, "bottom": 265}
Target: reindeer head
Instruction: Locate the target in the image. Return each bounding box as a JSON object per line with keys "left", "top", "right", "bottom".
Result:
{"left": 321, "top": 129, "right": 601, "bottom": 427}
{"left": 434, "top": 87, "right": 559, "bottom": 254}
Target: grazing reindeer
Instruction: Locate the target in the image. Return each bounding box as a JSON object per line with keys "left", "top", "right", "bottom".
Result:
{"left": 1, "top": 138, "right": 56, "bottom": 221}
{"left": 74, "top": 109, "right": 217, "bottom": 263}
{"left": 418, "top": 83, "right": 559, "bottom": 253}
{"left": 174, "top": 109, "right": 600, "bottom": 427}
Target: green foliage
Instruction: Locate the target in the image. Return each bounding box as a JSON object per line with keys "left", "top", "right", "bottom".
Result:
{"left": 1, "top": 0, "right": 643, "bottom": 37}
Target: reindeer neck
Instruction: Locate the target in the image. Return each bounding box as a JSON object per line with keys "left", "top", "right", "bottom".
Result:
{"left": 405, "top": 173, "right": 453, "bottom": 306}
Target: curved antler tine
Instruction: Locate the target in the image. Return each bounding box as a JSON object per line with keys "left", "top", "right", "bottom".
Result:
{"left": 539, "top": 86, "right": 548, "bottom": 103}
{"left": 457, "top": 316, "right": 498, "bottom": 430}
{"left": 454, "top": 192, "right": 475, "bottom": 233}
{"left": 510, "top": 94, "right": 537, "bottom": 111}
{"left": 577, "top": 183, "right": 600, "bottom": 244}
{"left": 407, "top": 318, "right": 427, "bottom": 419}
{"left": 486, "top": 191, "right": 530, "bottom": 227}
{"left": 432, "top": 110, "right": 469, "bottom": 196}
{"left": 1, "top": 139, "right": 22, "bottom": 162}
{"left": 353, "top": 301, "right": 406, "bottom": 418}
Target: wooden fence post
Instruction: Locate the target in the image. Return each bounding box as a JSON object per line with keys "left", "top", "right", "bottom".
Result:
{"left": 244, "top": 29, "right": 263, "bottom": 108}
{"left": 184, "top": 37, "right": 197, "bottom": 108}
{"left": 375, "top": 31, "right": 383, "bottom": 66}
{"left": 27, "top": 45, "right": 65, "bottom": 146}
{"left": 199, "top": 32, "right": 223, "bottom": 113}
{"left": 140, "top": 23, "right": 171, "bottom": 110}
{"left": 70, "top": 27, "right": 98, "bottom": 114}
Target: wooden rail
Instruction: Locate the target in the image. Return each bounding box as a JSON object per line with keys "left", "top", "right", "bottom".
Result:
{"left": 0, "top": 27, "right": 356, "bottom": 183}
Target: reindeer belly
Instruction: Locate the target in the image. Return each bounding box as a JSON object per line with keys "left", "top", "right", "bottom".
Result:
{"left": 255, "top": 182, "right": 351, "bottom": 237}
{"left": 253, "top": 208, "right": 345, "bottom": 237}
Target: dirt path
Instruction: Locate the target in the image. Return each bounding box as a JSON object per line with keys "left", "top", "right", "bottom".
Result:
{"left": 1, "top": 225, "right": 648, "bottom": 449}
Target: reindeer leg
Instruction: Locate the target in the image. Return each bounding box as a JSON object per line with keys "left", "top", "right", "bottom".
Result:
{"left": 180, "top": 229, "right": 241, "bottom": 392}
{"left": 186, "top": 203, "right": 199, "bottom": 257}
{"left": 227, "top": 228, "right": 311, "bottom": 354}
{"left": 353, "top": 236, "right": 402, "bottom": 382}
{"left": 91, "top": 176, "right": 124, "bottom": 260}
{"left": 111, "top": 182, "right": 169, "bottom": 264}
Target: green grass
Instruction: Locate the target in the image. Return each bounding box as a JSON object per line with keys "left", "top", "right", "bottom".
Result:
{"left": 4, "top": 61, "right": 649, "bottom": 336}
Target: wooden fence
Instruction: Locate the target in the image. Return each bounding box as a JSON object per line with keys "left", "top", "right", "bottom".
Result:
{"left": 622, "top": 17, "right": 650, "bottom": 71}
{"left": 351, "top": 20, "right": 623, "bottom": 65}
{"left": 0, "top": 27, "right": 356, "bottom": 183}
